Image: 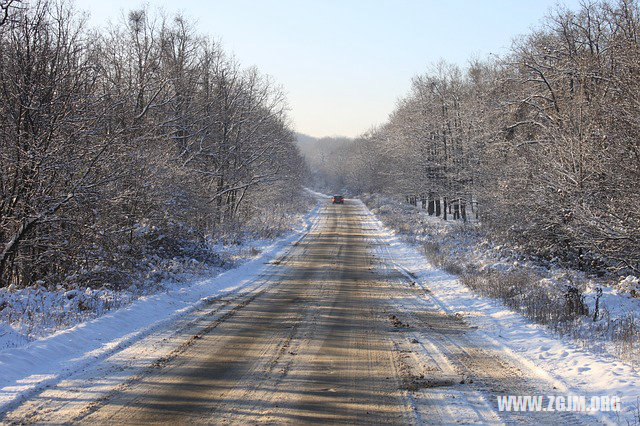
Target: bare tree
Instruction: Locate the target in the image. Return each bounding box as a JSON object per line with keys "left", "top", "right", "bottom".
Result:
{"left": 315, "top": 0, "right": 640, "bottom": 275}
{"left": 0, "top": 0, "right": 20, "bottom": 27}
{"left": 0, "top": 2, "right": 307, "bottom": 289}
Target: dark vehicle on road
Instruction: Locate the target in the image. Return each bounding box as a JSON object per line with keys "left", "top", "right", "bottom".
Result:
{"left": 332, "top": 195, "right": 344, "bottom": 204}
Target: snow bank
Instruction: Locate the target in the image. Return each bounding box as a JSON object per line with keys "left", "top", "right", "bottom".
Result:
{"left": 0, "top": 323, "right": 30, "bottom": 351}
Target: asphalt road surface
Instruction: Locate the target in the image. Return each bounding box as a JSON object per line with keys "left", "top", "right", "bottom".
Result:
{"left": 3, "top": 200, "right": 601, "bottom": 424}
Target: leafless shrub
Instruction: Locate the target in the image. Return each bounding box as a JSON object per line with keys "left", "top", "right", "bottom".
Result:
{"left": 606, "top": 314, "right": 640, "bottom": 360}
{"left": 442, "top": 260, "right": 465, "bottom": 276}
{"left": 422, "top": 242, "right": 440, "bottom": 258}
{"left": 422, "top": 242, "right": 445, "bottom": 266}
{"left": 461, "top": 270, "right": 591, "bottom": 333}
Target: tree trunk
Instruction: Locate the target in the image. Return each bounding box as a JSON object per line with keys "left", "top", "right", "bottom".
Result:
{"left": 443, "top": 197, "right": 448, "bottom": 220}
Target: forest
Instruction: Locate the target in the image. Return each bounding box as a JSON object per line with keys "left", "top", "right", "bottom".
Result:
{"left": 2, "top": 0, "right": 640, "bottom": 294}
{"left": 310, "top": 0, "right": 640, "bottom": 277}
{"left": 0, "top": 1, "right": 307, "bottom": 289}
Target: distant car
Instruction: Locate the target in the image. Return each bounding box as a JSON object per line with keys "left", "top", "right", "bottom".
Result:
{"left": 332, "top": 195, "right": 344, "bottom": 204}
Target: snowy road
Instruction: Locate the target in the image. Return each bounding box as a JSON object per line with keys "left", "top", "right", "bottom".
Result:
{"left": 2, "top": 199, "right": 609, "bottom": 424}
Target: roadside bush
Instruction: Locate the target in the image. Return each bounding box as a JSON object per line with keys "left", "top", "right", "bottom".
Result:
{"left": 422, "top": 242, "right": 444, "bottom": 266}
{"left": 461, "top": 270, "right": 592, "bottom": 337}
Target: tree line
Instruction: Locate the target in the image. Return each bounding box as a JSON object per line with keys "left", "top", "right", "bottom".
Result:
{"left": 317, "top": 0, "right": 640, "bottom": 275}
{"left": 0, "top": 1, "right": 306, "bottom": 288}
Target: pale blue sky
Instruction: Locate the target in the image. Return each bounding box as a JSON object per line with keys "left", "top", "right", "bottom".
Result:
{"left": 75, "top": 0, "right": 582, "bottom": 138}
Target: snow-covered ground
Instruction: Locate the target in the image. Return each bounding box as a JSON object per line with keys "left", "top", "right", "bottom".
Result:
{"left": 359, "top": 197, "right": 639, "bottom": 424}
{"left": 0, "top": 201, "right": 321, "bottom": 413}
{"left": 2, "top": 192, "right": 639, "bottom": 423}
